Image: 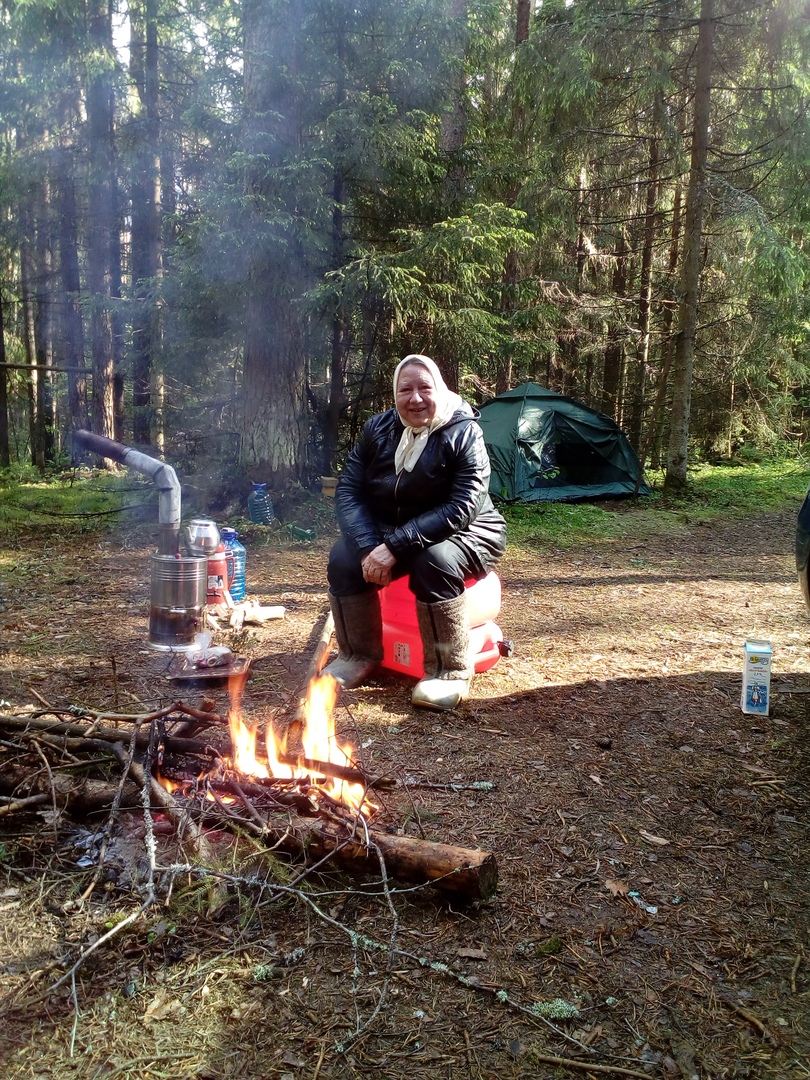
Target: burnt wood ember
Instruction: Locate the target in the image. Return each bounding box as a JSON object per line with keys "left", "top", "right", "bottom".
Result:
{"left": 160, "top": 769, "right": 318, "bottom": 816}
{"left": 278, "top": 751, "right": 366, "bottom": 785}
{"left": 277, "top": 751, "right": 395, "bottom": 789}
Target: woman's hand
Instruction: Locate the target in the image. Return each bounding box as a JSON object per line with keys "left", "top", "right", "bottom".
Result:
{"left": 362, "top": 544, "right": 396, "bottom": 586}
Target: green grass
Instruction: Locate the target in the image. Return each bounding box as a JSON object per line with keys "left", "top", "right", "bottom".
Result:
{"left": 0, "top": 468, "right": 155, "bottom": 533}
{"left": 674, "top": 458, "right": 810, "bottom": 512}
{"left": 503, "top": 500, "right": 625, "bottom": 547}
{"left": 2, "top": 456, "right": 808, "bottom": 552}
{"left": 503, "top": 457, "right": 810, "bottom": 550}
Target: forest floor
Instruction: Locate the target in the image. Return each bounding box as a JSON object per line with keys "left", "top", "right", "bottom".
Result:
{"left": 1, "top": 498, "right": 809, "bottom": 1079}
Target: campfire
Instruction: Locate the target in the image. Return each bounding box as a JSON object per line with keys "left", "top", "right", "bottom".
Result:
{"left": 0, "top": 655, "right": 498, "bottom": 902}
{"left": 204, "top": 671, "right": 373, "bottom": 816}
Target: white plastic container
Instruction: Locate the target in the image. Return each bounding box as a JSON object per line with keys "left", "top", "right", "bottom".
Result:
{"left": 741, "top": 639, "right": 772, "bottom": 716}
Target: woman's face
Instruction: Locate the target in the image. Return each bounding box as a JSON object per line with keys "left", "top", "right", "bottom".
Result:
{"left": 396, "top": 364, "right": 438, "bottom": 427}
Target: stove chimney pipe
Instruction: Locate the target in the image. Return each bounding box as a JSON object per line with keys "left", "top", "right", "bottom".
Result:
{"left": 74, "top": 430, "right": 181, "bottom": 555}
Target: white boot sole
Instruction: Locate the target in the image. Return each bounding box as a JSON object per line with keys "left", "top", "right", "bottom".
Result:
{"left": 322, "top": 657, "right": 377, "bottom": 689}
{"left": 411, "top": 677, "right": 470, "bottom": 711}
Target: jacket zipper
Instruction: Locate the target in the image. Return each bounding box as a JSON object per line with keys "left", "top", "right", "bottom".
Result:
{"left": 394, "top": 470, "right": 403, "bottom": 524}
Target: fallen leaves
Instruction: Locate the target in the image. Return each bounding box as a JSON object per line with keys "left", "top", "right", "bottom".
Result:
{"left": 142, "top": 991, "right": 184, "bottom": 1024}
{"left": 605, "top": 878, "right": 630, "bottom": 897}
{"left": 639, "top": 829, "right": 671, "bottom": 846}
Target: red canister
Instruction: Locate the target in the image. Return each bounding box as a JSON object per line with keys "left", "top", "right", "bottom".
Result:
{"left": 379, "top": 572, "right": 503, "bottom": 677}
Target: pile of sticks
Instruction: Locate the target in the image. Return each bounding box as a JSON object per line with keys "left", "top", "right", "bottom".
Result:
{"left": 0, "top": 703, "right": 498, "bottom": 902}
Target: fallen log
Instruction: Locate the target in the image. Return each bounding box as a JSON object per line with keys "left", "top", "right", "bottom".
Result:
{"left": 264, "top": 812, "right": 498, "bottom": 902}
{"left": 0, "top": 761, "right": 496, "bottom": 900}
{"left": 0, "top": 765, "right": 142, "bottom": 814}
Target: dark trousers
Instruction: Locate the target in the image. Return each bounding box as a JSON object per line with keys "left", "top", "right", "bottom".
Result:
{"left": 327, "top": 535, "right": 484, "bottom": 603}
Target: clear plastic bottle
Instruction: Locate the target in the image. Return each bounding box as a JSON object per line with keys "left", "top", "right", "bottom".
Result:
{"left": 220, "top": 527, "right": 247, "bottom": 602}
{"left": 247, "top": 482, "right": 274, "bottom": 525}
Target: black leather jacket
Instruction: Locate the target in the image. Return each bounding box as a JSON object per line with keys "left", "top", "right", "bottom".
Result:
{"left": 335, "top": 403, "right": 506, "bottom": 573}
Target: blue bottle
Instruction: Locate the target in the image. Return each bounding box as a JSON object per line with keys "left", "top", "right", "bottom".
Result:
{"left": 220, "top": 527, "right": 247, "bottom": 601}
{"left": 247, "top": 482, "right": 274, "bottom": 525}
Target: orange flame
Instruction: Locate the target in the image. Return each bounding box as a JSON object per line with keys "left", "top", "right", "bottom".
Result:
{"left": 157, "top": 772, "right": 183, "bottom": 794}
{"left": 156, "top": 667, "right": 373, "bottom": 815}
{"left": 223, "top": 671, "right": 371, "bottom": 815}
{"left": 228, "top": 707, "right": 270, "bottom": 778}
{"left": 298, "top": 674, "right": 369, "bottom": 812}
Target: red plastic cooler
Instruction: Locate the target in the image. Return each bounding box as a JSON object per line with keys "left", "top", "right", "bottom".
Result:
{"left": 379, "top": 572, "right": 503, "bottom": 678}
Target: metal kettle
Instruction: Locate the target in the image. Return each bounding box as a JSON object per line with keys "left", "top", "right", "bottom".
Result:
{"left": 185, "top": 518, "right": 220, "bottom": 557}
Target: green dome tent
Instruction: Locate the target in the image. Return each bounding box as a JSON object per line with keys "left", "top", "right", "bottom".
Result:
{"left": 477, "top": 382, "right": 651, "bottom": 502}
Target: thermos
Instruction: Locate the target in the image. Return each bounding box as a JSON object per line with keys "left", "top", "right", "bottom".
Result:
{"left": 206, "top": 542, "right": 234, "bottom": 605}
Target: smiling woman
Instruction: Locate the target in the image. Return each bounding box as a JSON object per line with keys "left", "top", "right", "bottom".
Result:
{"left": 395, "top": 364, "right": 439, "bottom": 428}
{"left": 323, "top": 353, "right": 507, "bottom": 712}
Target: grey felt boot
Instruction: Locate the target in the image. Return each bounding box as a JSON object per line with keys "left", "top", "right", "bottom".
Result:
{"left": 322, "top": 589, "right": 383, "bottom": 689}
{"left": 412, "top": 594, "right": 473, "bottom": 711}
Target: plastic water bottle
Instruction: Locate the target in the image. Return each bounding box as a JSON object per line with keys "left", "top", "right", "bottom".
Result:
{"left": 220, "top": 527, "right": 247, "bottom": 602}
{"left": 248, "top": 482, "right": 274, "bottom": 525}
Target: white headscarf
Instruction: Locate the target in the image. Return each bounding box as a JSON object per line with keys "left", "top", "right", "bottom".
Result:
{"left": 392, "top": 354, "right": 463, "bottom": 474}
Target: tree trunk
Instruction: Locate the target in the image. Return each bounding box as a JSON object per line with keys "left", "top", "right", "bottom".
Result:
{"left": 240, "top": 0, "right": 308, "bottom": 482}
{"left": 86, "top": 0, "right": 117, "bottom": 448}
{"left": 56, "top": 147, "right": 88, "bottom": 447}
{"left": 602, "top": 230, "right": 628, "bottom": 421}
{"left": 639, "top": 180, "right": 682, "bottom": 473}
{"left": 665, "top": 0, "right": 716, "bottom": 491}
{"left": 111, "top": 176, "right": 125, "bottom": 446}
{"left": 130, "top": 0, "right": 162, "bottom": 448}
{"left": 440, "top": 0, "right": 470, "bottom": 211}
{"left": 497, "top": 250, "right": 518, "bottom": 395}
{"left": 19, "top": 219, "right": 38, "bottom": 465}
{"left": 322, "top": 17, "right": 347, "bottom": 477}
{"left": 627, "top": 131, "right": 661, "bottom": 451}
{"left": 556, "top": 165, "right": 590, "bottom": 401}
{"left": 155, "top": 145, "right": 176, "bottom": 455}
{"left": 496, "top": 0, "right": 532, "bottom": 396}
{"left": 34, "top": 170, "right": 55, "bottom": 468}
{"left": 0, "top": 288, "right": 9, "bottom": 467}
